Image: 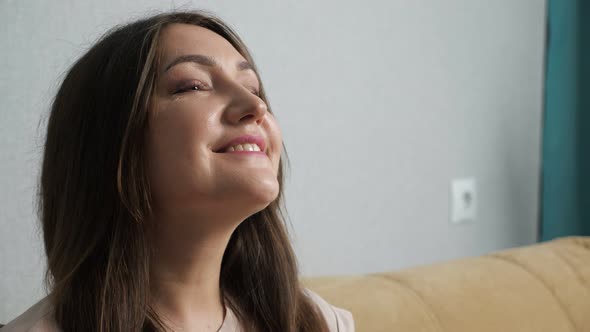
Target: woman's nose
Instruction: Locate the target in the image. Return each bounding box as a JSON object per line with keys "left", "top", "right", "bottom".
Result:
{"left": 223, "top": 82, "right": 268, "bottom": 125}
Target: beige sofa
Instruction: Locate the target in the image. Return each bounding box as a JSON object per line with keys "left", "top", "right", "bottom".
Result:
{"left": 304, "top": 237, "right": 590, "bottom": 332}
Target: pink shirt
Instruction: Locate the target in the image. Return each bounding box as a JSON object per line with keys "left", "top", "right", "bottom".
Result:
{"left": 1, "top": 289, "right": 354, "bottom": 332}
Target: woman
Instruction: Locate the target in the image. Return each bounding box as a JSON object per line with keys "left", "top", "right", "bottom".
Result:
{"left": 1, "top": 10, "right": 353, "bottom": 332}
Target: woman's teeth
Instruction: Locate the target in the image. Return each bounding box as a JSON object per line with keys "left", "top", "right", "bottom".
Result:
{"left": 225, "top": 143, "right": 262, "bottom": 152}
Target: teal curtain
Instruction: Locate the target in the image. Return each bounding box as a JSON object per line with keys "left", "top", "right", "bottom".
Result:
{"left": 541, "top": 0, "right": 590, "bottom": 240}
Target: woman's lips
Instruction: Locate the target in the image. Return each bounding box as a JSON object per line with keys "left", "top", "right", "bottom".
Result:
{"left": 214, "top": 134, "right": 266, "bottom": 153}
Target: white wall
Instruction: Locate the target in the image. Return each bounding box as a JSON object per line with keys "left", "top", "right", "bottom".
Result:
{"left": 0, "top": 0, "right": 546, "bottom": 322}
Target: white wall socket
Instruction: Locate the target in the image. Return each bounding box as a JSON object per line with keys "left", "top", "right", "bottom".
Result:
{"left": 451, "top": 177, "right": 477, "bottom": 224}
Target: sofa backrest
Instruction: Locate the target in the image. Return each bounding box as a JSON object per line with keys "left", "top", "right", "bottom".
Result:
{"left": 304, "top": 237, "right": 590, "bottom": 332}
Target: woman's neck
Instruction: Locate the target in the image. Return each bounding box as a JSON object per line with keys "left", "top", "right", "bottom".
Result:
{"left": 149, "top": 211, "right": 239, "bottom": 331}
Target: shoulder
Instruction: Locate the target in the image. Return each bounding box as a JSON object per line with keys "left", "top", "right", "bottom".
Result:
{"left": 303, "top": 288, "right": 355, "bottom": 332}
{"left": 1, "top": 297, "right": 60, "bottom": 332}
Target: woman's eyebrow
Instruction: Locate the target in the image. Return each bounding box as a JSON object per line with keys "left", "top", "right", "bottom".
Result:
{"left": 163, "top": 54, "right": 254, "bottom": 73}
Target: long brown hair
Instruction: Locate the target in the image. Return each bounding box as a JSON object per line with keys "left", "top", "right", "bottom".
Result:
{"left": 39, "top": 10, "right": 328, "bottom": 332}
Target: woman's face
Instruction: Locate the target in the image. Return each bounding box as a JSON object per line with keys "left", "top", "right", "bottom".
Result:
{"left": 147, "top": 23, "right": 282, "bottom": 222}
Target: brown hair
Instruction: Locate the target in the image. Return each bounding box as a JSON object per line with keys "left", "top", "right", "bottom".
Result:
{"left": 39, "top": 10, "right": 328, "bottom": 332}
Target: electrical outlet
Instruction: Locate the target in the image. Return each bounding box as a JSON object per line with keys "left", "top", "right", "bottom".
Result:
{"left": 451, "top": 177, "right": 477, "bottom": 224}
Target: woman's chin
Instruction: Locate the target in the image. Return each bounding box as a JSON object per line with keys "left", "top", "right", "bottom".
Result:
{"left": 246, "top": 179, "right": 280, "bottom": 208}
{"left": 222, "top": 180, "right": 279, "bottom": 216}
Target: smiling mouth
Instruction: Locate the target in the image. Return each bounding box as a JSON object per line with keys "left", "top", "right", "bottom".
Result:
{"left": 214, "top": 134, "right": 267, "bottom": 155}
{"left": 213, "top": 145, "right": 268, "bottom": 158}
{"left": 215, "top": 143, "right": 263, "bottom": 153}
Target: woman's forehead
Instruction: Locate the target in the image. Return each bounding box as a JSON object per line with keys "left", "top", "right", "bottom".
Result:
{"left": 158, "top": 23, "right": 247, "bottom": 71}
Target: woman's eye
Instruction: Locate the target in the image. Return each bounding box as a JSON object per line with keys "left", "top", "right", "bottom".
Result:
{"left": 172, "top": 81, "right": 259, "bottom": 97}
{"left": 245, "top": 84, "right": 261, "bottom": 97}
{"left": 173, "top": 81, "right": 208, "bottom": 94}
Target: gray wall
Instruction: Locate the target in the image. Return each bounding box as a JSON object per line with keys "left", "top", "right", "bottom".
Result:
{"left": 0, "top": 0, "right": 547, "bottom": 322}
